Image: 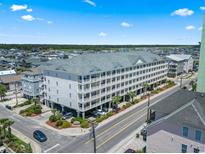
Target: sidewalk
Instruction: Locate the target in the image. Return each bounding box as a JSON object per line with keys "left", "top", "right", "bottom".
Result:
{"left": 108, "top": 125, "right": 146, "bottom": 153}
{"left": 11, "top": 128, "right": 42, "bottom": 153}
{"left": 97, "top": 84, "right": 178, "bottom": 129}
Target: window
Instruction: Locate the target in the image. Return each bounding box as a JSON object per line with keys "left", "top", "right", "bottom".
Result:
{"left": 181, "top": 144, "right": 187, "bottom": 153}
{"left": 183, "top": 127, "right": 189, "bottom": 137}
{"left": 195, "top": 130, "right": 202, "bottom": 141}
{"left": 194, "top": 148, "right": 199, "bottom": 153}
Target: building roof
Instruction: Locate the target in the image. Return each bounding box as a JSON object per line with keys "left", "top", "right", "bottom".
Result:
{"left": 149, "top": 89, "right": 205, "bottom": 130}
{"left": 0, "top": 70, "right": 16, "bottom": 76}
{"left": 0, "top": 75, "right": 22, "bottom": 84}
{"left": 41, "top": 51, "right": 164, "bottom": 75}
{"left": 22, "top": 68, "right": 42, "bottom": 75}
{"left": 166, "top": 54, "right": 192, "bottom": 62}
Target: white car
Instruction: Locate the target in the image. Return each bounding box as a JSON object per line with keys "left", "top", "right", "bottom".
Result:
{"left": 0, "top": 146, "right": 6, "bottom": 153}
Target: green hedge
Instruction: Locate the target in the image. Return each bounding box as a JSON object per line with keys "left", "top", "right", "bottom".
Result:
{"left": 14, "top": 100, "right": 32, "bottom": 108}
{"left": 20, "top": 105, "right": 42, "bottom": 116}
{"left": 80, "top": 120, "right": 89, "bottom": 128}
{"left": 61, "top": 121, "right": 71, "bottom": 128}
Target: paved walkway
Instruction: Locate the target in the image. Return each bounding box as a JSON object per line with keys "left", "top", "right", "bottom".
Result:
{"left": 108, "top": 125, "right": 146, "bottom": 153}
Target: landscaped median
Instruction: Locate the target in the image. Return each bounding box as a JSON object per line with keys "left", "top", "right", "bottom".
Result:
{"left": 46, "top": 110, "right": 90, "bottom": 129}
{"left": 0, "top": 118, "right": 32, "bottom": 153}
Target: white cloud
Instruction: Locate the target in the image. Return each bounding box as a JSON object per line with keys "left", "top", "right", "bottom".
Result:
{"left": 121, "top": 22, "right": 132, "bottom": 28}
{"left": 11, "top": 4, "right": 27, "bottom": 11}
{"left": 200, "top": 7, "right": 205, "bottom": 10}
{"left": 198, "top": 27, "right": 203, "bottom": 31}
{"left": 47, "top": 21, "right": 53, "bottom": 24}
{"left": 84, "top": 0, "right": 96, "bottom": 7}
{"left": 26, "top": 8, "right": 32, "bottom": 12}
{"left": 21, "top": 15, "right": 35, "bottom": 21}
{"left": 185, "top": 25, "right": 195, "bottom": 30}
{"left": 99, "top": 32, "right": 107, "bottom": 37}
{"left": 171, "top": 8, "right": 194, "bottom": 17}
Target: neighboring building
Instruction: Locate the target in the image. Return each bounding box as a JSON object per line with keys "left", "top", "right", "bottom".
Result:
{"left": 0, "top": 75, "right": 22, "bottom": 91}
{"left": 166, "top": 54, "right": 193, "bottom": 77}
{"left": 147, "top": 89, "right": 205, "bottom": 153}
{"left": 0, "top": 70, "right": 16, "bottom": 77}
{"left": 21, "top": 68, "right": 43, "bottom": 99}
{"left": 197, "top": 16, "right": 205, "bottom": 93}
{"left": 42, "top": 51, "right": 168, "bottom": 118}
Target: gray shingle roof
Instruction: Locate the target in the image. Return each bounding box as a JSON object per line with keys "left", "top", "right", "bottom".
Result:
{"left": 149, "top": 89, "right": 205, "bottom": 129}
{"left": 40, "top": 51, "right": 163, "bottom": 75}
{"left": 150, "top": 89, "right": 205, "bottom": 114}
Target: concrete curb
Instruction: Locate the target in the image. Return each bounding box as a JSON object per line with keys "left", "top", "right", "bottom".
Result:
{"left": 11, "top": 128, "right": 42, "bottom": 153}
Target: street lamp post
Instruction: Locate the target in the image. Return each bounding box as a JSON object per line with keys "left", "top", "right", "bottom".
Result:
{"left": 88, "top": 117, "right": 97, "bottom": 153}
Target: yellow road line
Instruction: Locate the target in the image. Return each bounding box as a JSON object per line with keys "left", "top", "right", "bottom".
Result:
{"left": 96, "top": 113, "right": 146, "bottom": 149}
{"left": 84, "top": 108, "right": 146, "bottom": 144}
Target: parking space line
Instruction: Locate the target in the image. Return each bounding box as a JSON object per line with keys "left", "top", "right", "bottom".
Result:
{"left": 44, "top": 144, "right": 60, "bottom": 153}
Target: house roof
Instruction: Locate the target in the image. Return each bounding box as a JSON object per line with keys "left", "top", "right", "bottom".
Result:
{"left": 149, "top": 89, "right": 205, "bottom": 130}
{"left": 0, "top": 75, "right": 22, "bottom": 84}
{"left": 166, "top": 54, "right": 192, "bottom": 62}
{"left": 40, "top": 51, "right": 164, "bottom": 75}
{"left": 0, "top": 70, "right": 16, "bottom": 76}
{"left": 22, "top": 68, "right": 42, "bottom": 75}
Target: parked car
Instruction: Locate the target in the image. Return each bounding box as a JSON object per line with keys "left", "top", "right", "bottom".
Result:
{"left": 5, "top": 105, "right": 12, "bottom": 110}
{"left": 33, "top": 130, "right": 47, "bottom": 142}
{"left": 124, "top": 148, "right": 136, "bottom": 153}
{"left": 0, "top": 146, "right": 6, "bottom": 153}
{"left": 62, "top": 112, "right": 73, "bottom": 120}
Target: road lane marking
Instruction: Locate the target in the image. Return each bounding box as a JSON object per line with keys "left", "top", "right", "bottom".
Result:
{"left": 84, "top": 109, "right": 146, "bottom": 144}
{"left": 96, "top": 113, "right": 146, "bottom": 150}
{"left": 44, "top": 144, "right": 60, "bottom": 153}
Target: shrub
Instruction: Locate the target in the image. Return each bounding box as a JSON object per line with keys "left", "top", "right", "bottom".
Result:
{"left": 133, "top": 99, "right": 140, "bottom": 104}
{"left": 55, "top": 120, "right": 63, "bottom": 127}
{"left": 96, "top": 117, "right": 103, "bottom": 123}
{"left": 62, "top": 121, "right": 71, "bottom": 128}
{"left": 106, "top": 112, "right": 113, "bottom": 117}
{"left": 80, "top": 120, "right": 89, "bottom": 128}
{"left": 49, "top": 115, "right": 57, "bottom": 122}
{"left": 71, "top": 117, "right": 84, "bottom": 123}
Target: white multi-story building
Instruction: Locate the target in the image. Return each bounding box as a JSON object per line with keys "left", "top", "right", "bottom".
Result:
{"left": 166, "top": 54, "right": 193, "bottom": 77}
{"left": 22, "top": 68, "right": 43, "bottom": 99}
{"left": 42, "top": 52, "right": 168, "bottom": 118}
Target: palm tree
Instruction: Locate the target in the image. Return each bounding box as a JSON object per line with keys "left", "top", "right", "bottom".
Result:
{"left": 112, "top": 95, "right": 121, "bottom": 111}
{"left": 0, "top": 84, "right": 6, "bottom": 101}
{"left": 32, "top": 97, "right": 39, "bottom": 106}
{"left": 143, "top": 83, "right": 150, "bottom": 97}
{"left": 51, "top": 109, "right": 57, "bottom": 117}
{"left": 127, "top": 91, "right": 136, "bottom": 103}
{"left": 5, "top": 120, "right": 14, "bottom": 139}
{"left": 0, "top": 118, "right": 9, "bottom": 138}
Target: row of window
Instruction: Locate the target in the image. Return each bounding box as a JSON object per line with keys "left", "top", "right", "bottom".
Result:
{"left": 181, "top": 144, "right": 199, "bottom": 153}
{"left": 182, "top": 126, "right": 202, "bottom": 141}
{"left": 80, "top": 71, "right": 167, "bottom": 91}
{"left": 81, "top": 64, "right": 167, "bottom": 82}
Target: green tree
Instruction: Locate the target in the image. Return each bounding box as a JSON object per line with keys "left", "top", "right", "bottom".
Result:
{"left": 0, "top": 118, "right": 9, "bottom": 138}
{"left": 127, "top": 91, "right": 136, "bottom": 103}
{"left": 143, "top": 83, "right": 150, "bottom": 97}
{"left": 192, "top": 83, "right": 197, "bottom": 92}
{"left": 5, "top": 120, "right": 14, "bottom": 139}
{"left": 0, "top": 84, "right": 6, "bottom": 101}
{"left": 32, "top": 97, "right": 39, "bottom": 106}
{"left": 112, "top": 95, "right": 121, "bottom": 111}
{"left": 51, "top": 109, "right": 57, "bottom": 117}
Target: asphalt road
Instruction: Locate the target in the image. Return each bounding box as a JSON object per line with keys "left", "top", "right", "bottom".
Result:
{"left": 0, "top": 79, "right": 191, "bottom": 153}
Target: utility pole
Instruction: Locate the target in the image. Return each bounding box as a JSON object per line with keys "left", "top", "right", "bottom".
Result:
{"left": 14, "top": 82, "right": 18, "bottom": 105}
{"left": 146, "top": 92, "right": 150, "bottom": 122}
{"left": 88, "top": 117, "right": 97, "bottom": 153}
{"left": 180, "top": 76, "right": 183, "bottom": 88}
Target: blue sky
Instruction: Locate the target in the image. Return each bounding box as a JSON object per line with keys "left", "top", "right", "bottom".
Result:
{"left": 0, "top": 0, "right": 204, "bottom": 44}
